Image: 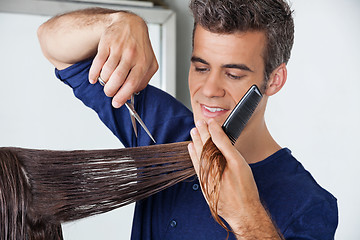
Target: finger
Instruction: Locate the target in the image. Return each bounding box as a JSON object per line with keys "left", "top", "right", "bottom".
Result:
{"left": 111, "top": 64, "right": 146, "bottom": 108}
{"left": 99, "top": 54, "right": 121, "bottom": 84}
{"left": 195, "top": 119, "right": 211, "bottom": 145}
{"left": 190, "top": 127, "right": 203, "bottom": 160}
{"left": 89, "top": 49, "right": 108, "bottom": 84}
{"left": 107, "top": 48, "right": 157, "bottom": 101}
{"left": 137, "top": 59, "right": 159, "bottom": 91}
{"left": 187, "top": 141, "right": 211, "bottom": 207}
{"left": 103, "top": 59, "right": 132, "bottom": 97}
{"left": 207, "top": 119, "right": 246, "bottom": 167}
{"left": 187, "top": 142, "right": 200, "bottom": 175}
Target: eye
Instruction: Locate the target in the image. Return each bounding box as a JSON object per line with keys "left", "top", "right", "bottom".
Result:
{"left": 195, "top": 67, "right": 209, "bottom": 73}
{"left": 226, "top": 72, "right": 244, "bottom": 80}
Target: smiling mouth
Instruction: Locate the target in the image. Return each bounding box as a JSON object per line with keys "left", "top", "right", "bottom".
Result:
{"left": 203, "top": 105, "right": 225, "bottom": 112}
{"left": 201, "top": 104, "right": 229, "bottom": 118}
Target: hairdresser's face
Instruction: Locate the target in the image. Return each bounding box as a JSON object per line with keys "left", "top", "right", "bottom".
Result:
{"left": 189, "top": 26, "right": 267, "bottom": 125}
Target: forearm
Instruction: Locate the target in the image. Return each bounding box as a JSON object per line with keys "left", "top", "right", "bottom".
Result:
{"left": 39, "top": 7, "right": 157, "bottom": 108}
{"left": 37, "top": 8, "right": 136, "bottom": 69}
{"left": 229, "top": 201, "right": 284, "bottom": 240}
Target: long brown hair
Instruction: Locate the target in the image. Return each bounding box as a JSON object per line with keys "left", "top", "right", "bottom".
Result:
{"left": 0, "top": 149, "right": 63, "bottom": 240}
{"left": 0, "top": 140, "right": 227, "bottom": 239}
{"left": 200, "top": 139, "right": 228, "bottom": 232}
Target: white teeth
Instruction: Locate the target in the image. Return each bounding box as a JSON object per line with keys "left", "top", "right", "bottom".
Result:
{"left": 204, "top": 105, "right": 224, "bottom": 113}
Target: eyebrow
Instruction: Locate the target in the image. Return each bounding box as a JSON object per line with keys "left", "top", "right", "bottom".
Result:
{"left": 191, "top": 56, "right": 254, "bottom": 72}
{"left": 222, "top": 63, "right": 254, "bottom": 72}
{"left": 191, "top": 56, "right": 209, "bottom": 65}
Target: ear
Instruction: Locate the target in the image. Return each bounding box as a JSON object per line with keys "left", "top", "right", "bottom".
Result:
{"left": 265, "top": 63, "right": 287, "bottom": 96}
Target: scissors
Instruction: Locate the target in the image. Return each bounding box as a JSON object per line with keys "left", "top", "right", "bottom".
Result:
{"left": 125, "top": 94, "right": 156, "bottom": 143}
{"left": 98, "top": 77, "right": 156, "bottom": 143}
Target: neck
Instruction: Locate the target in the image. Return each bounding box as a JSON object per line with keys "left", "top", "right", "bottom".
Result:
{"left": 234, "top": 119, "right": 281, "bottom": 164}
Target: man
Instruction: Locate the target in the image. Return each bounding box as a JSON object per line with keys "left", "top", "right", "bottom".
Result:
{"left": 38, "top": 0, "right": 338, "bottom": 239}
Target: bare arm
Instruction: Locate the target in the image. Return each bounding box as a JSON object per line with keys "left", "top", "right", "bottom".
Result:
{"left": 38, "top": 8, "right": 158, "bottom": 108}
{"left": 188, "top": 119, "right": 284, "bottom": 239}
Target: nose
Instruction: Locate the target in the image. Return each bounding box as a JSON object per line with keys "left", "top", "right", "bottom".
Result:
{"left": 201, "top": 72, "right": 225, "bottom": 98}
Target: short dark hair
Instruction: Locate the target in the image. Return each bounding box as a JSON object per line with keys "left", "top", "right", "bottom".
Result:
{"left": 189, "top": 0, "right": 294, "bottom": 82}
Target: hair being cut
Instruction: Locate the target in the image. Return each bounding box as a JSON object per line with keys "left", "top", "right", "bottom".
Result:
{"left": 189, "top": 0, "right": 294, "bottom": 83}
{"left": 0, "top": 140, "right": 227, "bottom": 239}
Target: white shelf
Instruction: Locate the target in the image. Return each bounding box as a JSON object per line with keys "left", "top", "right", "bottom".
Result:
{"left": 0, "top": 0, "right": 171, "bottom": 24}
{"left": 46, "top": 0, "right": 154, "bottom": 8}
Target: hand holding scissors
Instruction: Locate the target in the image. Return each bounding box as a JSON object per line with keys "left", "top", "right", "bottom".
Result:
{"left": 98, "top": 78, "right": 156, "bottom": 143}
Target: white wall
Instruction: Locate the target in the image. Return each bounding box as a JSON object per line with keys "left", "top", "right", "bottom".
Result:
{"left": 270, "top": 1, "right": 360, "bottom": 239}
{"left": 163, "top": 0, "right": 193, "bottom": 108}
{"left": 165, "top": 0, "right": 360, "bottom": 239}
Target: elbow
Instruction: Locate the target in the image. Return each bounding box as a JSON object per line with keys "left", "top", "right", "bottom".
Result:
{"left": 37, "top": 22, "right": 57, "bottom": 66}
{"left": 37, "top": 23, "right": 48, "bottom": 56}
{"left": 37, "top": 23, "right": 44, "bottom": 41}
{"left": 37, "top": 23, "right": 46, "bottom": 48}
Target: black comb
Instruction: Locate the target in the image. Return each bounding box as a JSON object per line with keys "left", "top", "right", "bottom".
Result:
{"left": 222, "top": 85, "right": 263, "bottom": 145}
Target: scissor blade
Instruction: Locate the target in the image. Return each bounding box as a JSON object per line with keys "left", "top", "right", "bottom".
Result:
{"left": 131, "top": 115, "right": 137, "bottom": 137}
{"left": 130, "top": 95, "right": 137, "bottom": 137}
{"left": 125, "top": 103, "right": 156, "bottom": 143}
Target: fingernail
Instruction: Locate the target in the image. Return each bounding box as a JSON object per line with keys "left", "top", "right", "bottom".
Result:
{"left": 196, "top": 119, "right": 205, "bottom": 127}
{"left": 112, "top": 101, "right": 121, "bottom": 108}
{"left": 190, "top": 128, "right": 198, "bottom": 136}
{"left": 187, "top": 143, "right": 193, "bottom": 152}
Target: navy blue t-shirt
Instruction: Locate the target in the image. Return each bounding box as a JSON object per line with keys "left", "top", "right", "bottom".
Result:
{"left": 55, "top": 59, "right": 338, "bottom": 240}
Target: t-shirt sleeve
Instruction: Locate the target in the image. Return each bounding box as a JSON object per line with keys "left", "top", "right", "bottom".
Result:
{"left": 283, "top": 199, "right": 338, "bottom": 240}
{"left": 55, "top": 59, "right": 194, "bottom": 148}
